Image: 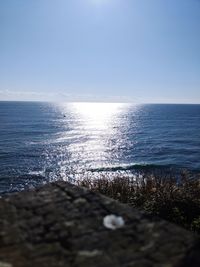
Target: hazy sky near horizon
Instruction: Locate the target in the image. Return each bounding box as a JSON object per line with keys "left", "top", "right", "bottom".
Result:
{"left": 0, "top": 0, "right": 200, "bottom": 103}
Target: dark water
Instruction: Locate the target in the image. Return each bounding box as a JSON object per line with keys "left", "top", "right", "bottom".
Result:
{"left": 0, "top": 101, "right": 200, "bottom": 193}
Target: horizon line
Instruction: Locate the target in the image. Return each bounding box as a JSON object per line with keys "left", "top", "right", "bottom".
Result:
{"left": 0, "top": 100, "right": 200, "bottom": 105}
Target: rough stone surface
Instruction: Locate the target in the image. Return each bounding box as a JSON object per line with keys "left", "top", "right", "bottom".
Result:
{"left": 0, "top": 181, "right": 200, "bottom": 267}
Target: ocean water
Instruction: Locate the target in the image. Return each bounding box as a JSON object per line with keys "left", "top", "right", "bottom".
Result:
{"left": 0, "top": 101, "right": 200, "bottom": 193}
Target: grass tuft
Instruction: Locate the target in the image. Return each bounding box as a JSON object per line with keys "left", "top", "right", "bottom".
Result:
{"left": 77, "top": 171, "right": 200, "bottom": 233}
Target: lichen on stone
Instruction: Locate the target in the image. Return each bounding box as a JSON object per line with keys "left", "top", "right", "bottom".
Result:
{"left": 103, "top": 214, "right": 125, "bottom": 230}
{"left": 78, "top": 250, "right": 102, "bottom": 257}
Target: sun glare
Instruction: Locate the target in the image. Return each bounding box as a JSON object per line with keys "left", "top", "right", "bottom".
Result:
{"left": 56, "top": 102, "right": 133, "bottom": 170}
{"left": 70, "top": 102, "right": 125, "bottom": 130}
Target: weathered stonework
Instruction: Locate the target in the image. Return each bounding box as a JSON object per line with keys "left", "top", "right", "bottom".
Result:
{"left": 0, "top": 181, "right": 200, "bottom": 267}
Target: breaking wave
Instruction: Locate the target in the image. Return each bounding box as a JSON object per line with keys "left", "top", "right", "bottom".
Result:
{"left": 88, "top": 163, "right": 178, "bottom": 173}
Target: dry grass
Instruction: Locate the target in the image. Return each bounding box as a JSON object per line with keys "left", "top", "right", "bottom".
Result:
{"left": 77, "top": 171, "right": 200, "bottom": 233}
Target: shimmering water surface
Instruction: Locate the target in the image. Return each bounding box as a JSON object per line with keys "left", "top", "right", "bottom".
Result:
{"left": 0, "top": 102, "right": 200, "bottom": 193}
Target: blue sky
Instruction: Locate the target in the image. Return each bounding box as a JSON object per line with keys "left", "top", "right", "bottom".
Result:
{"left": 0, "top": 0, "right": 200, "bottom": 103}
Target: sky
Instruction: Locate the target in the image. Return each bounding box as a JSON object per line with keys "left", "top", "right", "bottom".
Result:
{"left": 0, "top": 0, "right": 200, "bottom": 103}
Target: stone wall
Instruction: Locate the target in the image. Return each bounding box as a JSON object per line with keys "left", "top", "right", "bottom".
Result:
{"left": 0, "top": 181, "right": 200, "bottom": 267}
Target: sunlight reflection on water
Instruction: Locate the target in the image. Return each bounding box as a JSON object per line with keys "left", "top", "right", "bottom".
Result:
{"left": 43, "top": 102, "right": 137, "bottom": 181}
{"left": 61, "top": 102, "right": 132, "bottom": 164}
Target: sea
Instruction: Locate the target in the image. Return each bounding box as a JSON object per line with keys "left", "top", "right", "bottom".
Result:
{"left": 0, "top": 101, "right": 200, "bottom": 194}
